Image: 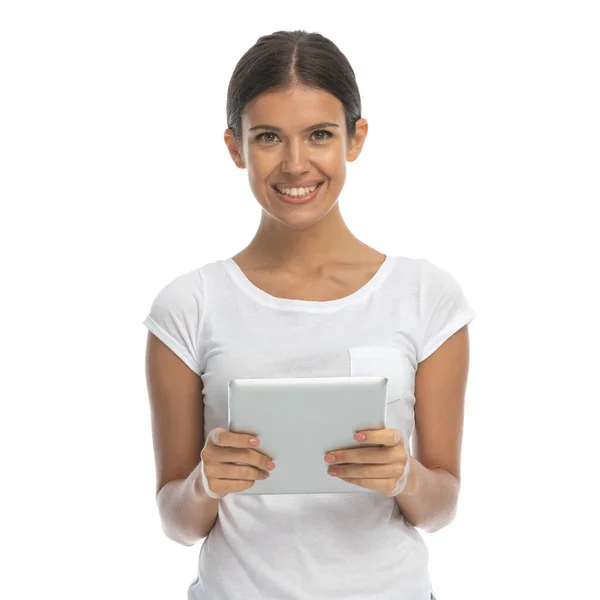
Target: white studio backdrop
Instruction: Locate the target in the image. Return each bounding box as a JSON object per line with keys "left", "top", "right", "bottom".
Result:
{"left": 1, "top": 1, "right": 598, "bottom": 599}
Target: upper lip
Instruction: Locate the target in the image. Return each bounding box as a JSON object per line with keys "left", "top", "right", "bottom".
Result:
{"left": 272, "top": 180, "right": 324, "bottom": 188}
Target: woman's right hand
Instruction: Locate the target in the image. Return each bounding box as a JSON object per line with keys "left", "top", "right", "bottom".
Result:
{"left": 194, "top": 428, "right": 276, "bottom": 499}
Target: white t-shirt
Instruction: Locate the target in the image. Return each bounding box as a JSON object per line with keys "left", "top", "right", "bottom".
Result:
{"left": 143, "top": 254, "right": 476, "bottom": 600}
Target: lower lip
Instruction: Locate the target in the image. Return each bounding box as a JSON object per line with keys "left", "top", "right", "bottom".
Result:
{"left": 272, "top": 182, "right": 324, "bottom": 204}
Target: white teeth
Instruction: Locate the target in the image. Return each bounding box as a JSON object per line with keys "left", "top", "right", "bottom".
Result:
{"left": 275, "top": 183, "right": 320, "bottom": 197}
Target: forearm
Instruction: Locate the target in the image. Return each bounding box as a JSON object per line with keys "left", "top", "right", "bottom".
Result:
{"left": 156, "top": 463, "right": 220, "bottom": 546}
{"left": 395, "top": 454, "right": 460, "bottom": 533}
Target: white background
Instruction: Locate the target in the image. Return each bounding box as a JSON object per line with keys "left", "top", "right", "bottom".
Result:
{"left": 1, "top": 1, "right": 598, "bottom": 599}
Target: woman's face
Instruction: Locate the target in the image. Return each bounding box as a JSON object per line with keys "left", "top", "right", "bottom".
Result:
{"left": 224, "top": 85, "right": 368, "bottom": 230}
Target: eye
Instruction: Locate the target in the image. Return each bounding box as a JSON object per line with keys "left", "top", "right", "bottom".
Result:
{"left": 312, "top": 129, "right": 334, "bottom": 141}
{"left": 255, "top": 129, "right": 334, "bottom": 143}
{"left": 256, "top": 131, "right": 278, "bottom": 143}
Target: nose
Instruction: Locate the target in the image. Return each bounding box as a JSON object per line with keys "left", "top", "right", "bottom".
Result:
{"left": 281, "top": 137, "right": 311, "bottom": 174}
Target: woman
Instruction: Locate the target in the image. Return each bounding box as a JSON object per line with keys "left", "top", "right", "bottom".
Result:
{"left": 144, "top": 29, "right": 476, "bottom": 600}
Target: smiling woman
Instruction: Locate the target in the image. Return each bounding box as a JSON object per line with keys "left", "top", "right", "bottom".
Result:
{"left": 222, "top": 33, "right": 369, "bottom": 238}
{"left": 143, "top": 28, "right": 475, "bottom": 600}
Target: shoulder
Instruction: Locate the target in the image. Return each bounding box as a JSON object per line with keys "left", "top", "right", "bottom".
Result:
{"left": 412, "top": 257, "right": 468, "bottom": 298}
{"left": 386, "top": 254, "right": 453, "bottom": 290}
{"left": 145, "top": 267, "right": 208, "bottom": 325}
{"left": 151, "top": 266, "right": 205, "bottom": 300}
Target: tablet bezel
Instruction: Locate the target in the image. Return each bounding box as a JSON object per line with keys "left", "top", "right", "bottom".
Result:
{"left": 227, "top": 376, "right": 388, "bottom": 495}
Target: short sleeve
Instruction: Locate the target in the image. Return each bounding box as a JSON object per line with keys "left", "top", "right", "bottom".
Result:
{"left": 142, "top": 269, "right": 205, "bottom": 375}
{"left": 418, "top": 259, "right": 477, "bottom": 363}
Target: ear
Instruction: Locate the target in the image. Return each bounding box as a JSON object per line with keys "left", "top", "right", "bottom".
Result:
{"left": 346, "top": 118, "right": 368, "bottom": 163}
{"left": 224, "top": 129, "right": 246, "bottom": 168}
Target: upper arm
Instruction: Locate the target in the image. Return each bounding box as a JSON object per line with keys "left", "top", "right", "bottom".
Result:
{"left": 145, "top": 330, "right": 205, "bottom": 498}
{"left": 413, "top": 324, "right": 471, "bottom": 486}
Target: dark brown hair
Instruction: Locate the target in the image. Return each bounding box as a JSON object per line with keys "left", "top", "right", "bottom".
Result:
{"left": 226, "top": 30, "right": 362, "bottom": 144}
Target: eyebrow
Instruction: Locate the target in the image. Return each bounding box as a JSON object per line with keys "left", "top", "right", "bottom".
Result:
{"left": 248, "top": 122, "right": 340, "bottom": 133}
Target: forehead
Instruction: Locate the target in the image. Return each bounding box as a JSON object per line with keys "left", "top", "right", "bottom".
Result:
{"left": 243, "top": 86, "right": 344, "bottom": 130}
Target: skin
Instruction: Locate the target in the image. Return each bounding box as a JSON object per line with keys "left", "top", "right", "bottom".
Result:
{"left": 221, "top": 83, "right": 409, "bottom": 496}
{"left": 150, "top": 85, "right": 468, "bottom": 547}
{"left": 223, "top": 83, "right": 381, "bottom": 275}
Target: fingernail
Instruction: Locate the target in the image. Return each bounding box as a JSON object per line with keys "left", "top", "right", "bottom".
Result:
{"left": 249, "top": 438, "right": 259, "bottom": 445}
{"left": 325, "top": 454, "right": 336, "bottom": 463}
{"left": 355, "top": 433, "right": 366, "bottom": 441}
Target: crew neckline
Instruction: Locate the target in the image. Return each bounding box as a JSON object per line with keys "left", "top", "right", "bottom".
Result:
{"left": 222, "top": 254, "right": 395, "bottom": 312}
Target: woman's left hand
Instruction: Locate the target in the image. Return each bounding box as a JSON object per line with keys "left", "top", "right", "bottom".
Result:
{"left": 324, "top": 428, "right": 411, "bottom": 497}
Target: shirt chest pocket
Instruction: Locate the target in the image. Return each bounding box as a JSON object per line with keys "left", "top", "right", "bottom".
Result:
{"left": 348, "top": 346, "right": 406, "bottom": 403}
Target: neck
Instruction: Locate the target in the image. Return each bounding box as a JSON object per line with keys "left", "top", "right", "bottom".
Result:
{"left": 243, "top": 205, "right": 368, "bottom": 269}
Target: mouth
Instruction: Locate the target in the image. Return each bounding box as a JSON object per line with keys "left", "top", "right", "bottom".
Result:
{"left": 271, "top": 181, "right": 325, "bottom": 204}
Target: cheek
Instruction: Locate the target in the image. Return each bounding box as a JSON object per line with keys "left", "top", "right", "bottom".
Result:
{"left": 246, "top": 164, "right": 269, "bottom": 187}
{"left": 247, "top": 157, "right": 278, "bottom": 183}
{"left": 246, "top": 147, "right": 344, "bottom": 184}
{"left": 319, "top": 151, "right": 346, "bottom": 172}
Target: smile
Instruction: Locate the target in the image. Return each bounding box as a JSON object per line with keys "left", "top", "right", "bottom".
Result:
{"left": 271, "top": 181, "right": 325, "bottom": 204}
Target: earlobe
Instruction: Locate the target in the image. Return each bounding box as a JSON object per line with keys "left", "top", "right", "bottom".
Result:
{"left": 346, "top": 120, "right": 368, "bottom": 162}
{"left": 232, "top": 150, "right": 245, "bottom": 169}
{"left": 346, "top": 138, "right": 364, "bottom": 163}
{"left": 224, "top": 132, "right": 245, "bottom": 168}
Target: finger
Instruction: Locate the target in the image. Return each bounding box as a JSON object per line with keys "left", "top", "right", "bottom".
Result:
{"left": 337, "top": 476, "right": 402, "bottom": 497}
{"left": 336, "top": 458, "right": 411, "bottom": 497}
{"left": 352, "top": 428, "right": 403, "bottom": 447}
{"left": 328, "top": 463, "right": 404, "bottom": 479}
{"left": 199, "top": 465, "right": 255, "bottom": 499}
{"left": 325, "top": 443, "right": 406, "bottom": 466}
{"left": 326, "top": 429, "right": 405, "bottom": 465}
{"left": 199, "top": 460, "right": 227, "bottom": 499}
{"left": 215, "top": 446, "right": 275, "bottom": 471}
{"left": 204, "top": 462, "right": 270, "bottom": 481}
{"left": 210, "top": 427, "right": 259, "bottom": 449}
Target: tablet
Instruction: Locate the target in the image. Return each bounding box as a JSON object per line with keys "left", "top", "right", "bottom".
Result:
{"left": 227, "top": 376, "right": 388, "bottom": 495}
